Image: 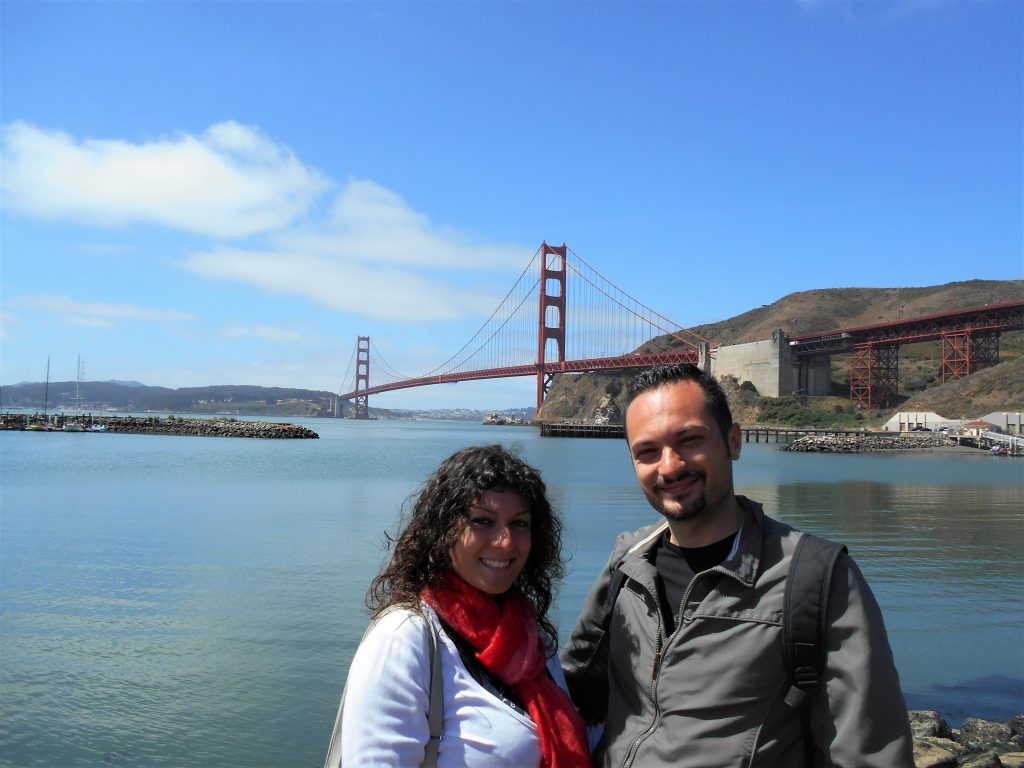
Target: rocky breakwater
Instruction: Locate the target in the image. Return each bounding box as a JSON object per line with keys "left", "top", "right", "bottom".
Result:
{"left": 911, "top": 710, "right": 1024, "bottom": 767}
{"left": 783, "top": 432, "right": 953, "bottom": 453}
{"left": 98, "top": 415, "right": 318, "bottom": 439}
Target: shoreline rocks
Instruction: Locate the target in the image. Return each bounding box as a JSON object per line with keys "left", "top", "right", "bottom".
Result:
{"left": 911, "top": 710, "right": 1024, "bottom": 767}
{"left": 99, "top": 415, "right": 319, "bottom": 438}
{"left": 2, "top": 413, "right": 318, "bottom": 438}
{"left": 783, "top": 433, "right": 958, "bottom": 453}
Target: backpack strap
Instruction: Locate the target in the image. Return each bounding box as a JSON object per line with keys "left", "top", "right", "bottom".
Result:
{"left": 323, "top": 608, "right": 444, "bottom": 768}
{"left": 422, "top": 615, "right": 443, "bottom": 768}
{"left": 782, "top": 533, "right": 846, "bottom": 712}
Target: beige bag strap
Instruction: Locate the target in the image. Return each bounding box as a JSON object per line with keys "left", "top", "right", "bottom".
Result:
{"left": 323, "top": 609, "right": 444, "bottom": 768}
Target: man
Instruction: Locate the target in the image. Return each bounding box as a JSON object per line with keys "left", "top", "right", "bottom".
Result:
{"left": 561, "top": 364, "right": 913, "bottom": 767}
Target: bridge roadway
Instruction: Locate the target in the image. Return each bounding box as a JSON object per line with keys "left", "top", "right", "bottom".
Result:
{"left": 787, "top": 300, "right": 1023, "bottom": 355}
{"left": 337, "top": 350, "right": 700, "bottom": 401}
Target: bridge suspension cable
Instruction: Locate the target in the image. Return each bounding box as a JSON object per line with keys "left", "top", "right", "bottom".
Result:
{"left": 339, "top": 242, "right": 711, "bottom": 400}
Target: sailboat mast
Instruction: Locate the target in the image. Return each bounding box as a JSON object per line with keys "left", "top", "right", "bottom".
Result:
{"left": 43, "top": 356, "right": 50, "bottom": 417}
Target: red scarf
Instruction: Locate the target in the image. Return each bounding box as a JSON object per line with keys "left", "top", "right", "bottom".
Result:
{"left": 422, "top": 574, "right": 591, "bottom": 768}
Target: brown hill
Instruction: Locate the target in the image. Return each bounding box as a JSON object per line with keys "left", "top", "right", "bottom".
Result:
{"left": 538, "top": 280, "right": 1023, "bottom": 426}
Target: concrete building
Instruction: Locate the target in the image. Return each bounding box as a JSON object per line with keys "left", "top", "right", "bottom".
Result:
{"left": 980, "top": 412, "right": 1023, "bottom": 435}
{"left": 881, "top": 411, "right": 958, "bottom": 432}
{"left": 710, "top": 330, "right": 830, "bottom": 398}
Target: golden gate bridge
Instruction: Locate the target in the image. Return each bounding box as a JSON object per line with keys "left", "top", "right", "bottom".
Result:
{"left": 338, "top": 242, "right": 1024, "bottom": 416}
{"left": 337, "top": 242, "right": 715, "bottom": 418}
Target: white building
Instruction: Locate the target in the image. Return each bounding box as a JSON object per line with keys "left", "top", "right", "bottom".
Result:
{"left": 881, "top": 411, "right": 959, "bottom": 432}
{"left": 980, "top": 412, "right": 1023, "bottom": 435}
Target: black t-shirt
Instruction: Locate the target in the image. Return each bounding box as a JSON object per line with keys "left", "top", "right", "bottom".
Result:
{"left": 653, "top": 530, "right": 737, "bottom": 635}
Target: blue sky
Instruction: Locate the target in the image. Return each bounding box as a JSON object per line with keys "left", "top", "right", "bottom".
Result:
{"left": 1, "top": 0, "right": 1021, "bottom": 410}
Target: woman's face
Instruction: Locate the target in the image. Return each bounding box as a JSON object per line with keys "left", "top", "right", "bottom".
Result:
{"left": 450, "top": 489, "right": 532, "bottom": 595}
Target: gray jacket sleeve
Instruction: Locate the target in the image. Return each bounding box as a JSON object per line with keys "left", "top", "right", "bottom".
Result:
{"left": 812, "top": 553, "right": 914, "bottom": 767}
{"left": 560, "top": 536, "right": 629, "bottom": 725}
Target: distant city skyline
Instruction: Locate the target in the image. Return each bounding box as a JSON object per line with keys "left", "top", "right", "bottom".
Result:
{"left": 2, "top": 1, "right": 1021, "bottom": 409}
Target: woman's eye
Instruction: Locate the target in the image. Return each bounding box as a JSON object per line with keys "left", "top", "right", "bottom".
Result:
{"left": 511, "top": 519, "right": 531, "bottom": 530}
{"left": 470, "top": 517, "right": 493, "bottom": 526}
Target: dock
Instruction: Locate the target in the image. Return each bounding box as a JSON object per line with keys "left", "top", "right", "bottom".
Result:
{"left": 539, "top": 422, "right": 873, "bottom": 442}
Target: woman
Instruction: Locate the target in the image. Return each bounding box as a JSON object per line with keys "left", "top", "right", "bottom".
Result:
{"left": 325, "top": 444, "right": 590, "bottom": 768}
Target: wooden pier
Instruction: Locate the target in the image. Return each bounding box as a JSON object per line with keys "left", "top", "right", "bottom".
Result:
{"left": 539, "top": 421, "right": 871, "bottom": 442}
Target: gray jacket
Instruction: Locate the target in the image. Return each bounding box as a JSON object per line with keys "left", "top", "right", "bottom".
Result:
{"left": 561, "top": 497, "right": 913, "bottom": 767}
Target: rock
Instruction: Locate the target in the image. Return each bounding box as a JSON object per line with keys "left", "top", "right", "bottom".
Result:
{"left": 914, "top": 740, "right": 958, "bottom": 768}
{"left": 782, "top": 433, "right": 955, "bottom": 453}
{"left": 1010, "top": 716, "right": 1024, "bottom": 746}
{"left": 960, "top": 751, "right": 1003, "bottom": 768}
{"left": 960, "top": 718, "right": 1015, "bottom": 752}
{"left": 999, "top": 753, "right": 1024, "bottom": 768}
{"left": 912, "top": 710, "right": 954, "bottom": 740}
{"left": 593, "top": 394, "right": 621, "bottom": 426}
{"left": 917, "top": 738, "right": 969, "bottom": 759}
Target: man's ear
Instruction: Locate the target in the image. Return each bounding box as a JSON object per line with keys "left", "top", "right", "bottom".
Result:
{"left": 728, "top": 423, "right": 742, "bottom": 460}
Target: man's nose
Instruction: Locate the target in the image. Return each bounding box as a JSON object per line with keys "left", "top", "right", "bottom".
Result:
{"left": 659, "top": 447, "right": 684, "bottom": 475}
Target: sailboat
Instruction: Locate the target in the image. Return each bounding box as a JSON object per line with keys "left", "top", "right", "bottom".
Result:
{"left": 63, "top": 356, "right": 86, "bottom": 432}
{"left": 27, "top": 357, "right": 54, "bottom": 431}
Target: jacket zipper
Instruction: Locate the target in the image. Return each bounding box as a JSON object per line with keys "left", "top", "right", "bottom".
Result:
{"left": 621, "top": 605, "right": 664, "bottom": 767}
{"left": 620, "top": 567, "right": 742, "bottom": 767}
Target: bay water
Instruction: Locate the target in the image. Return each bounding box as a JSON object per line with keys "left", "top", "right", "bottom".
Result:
{"left": 1, "top": 418, "right": 1021, "bottom": 767}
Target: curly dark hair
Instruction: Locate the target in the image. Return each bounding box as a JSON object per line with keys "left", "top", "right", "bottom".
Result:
{"left": 367, "top": 444, "right": 565, "bottom": 643}
{"left": 625, "top": 364, "right": 734, "bottom": 444}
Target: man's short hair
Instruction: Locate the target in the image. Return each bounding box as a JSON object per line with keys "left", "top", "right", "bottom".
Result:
{"left": 625, "top": 364, "right": 734, "bottom": 444}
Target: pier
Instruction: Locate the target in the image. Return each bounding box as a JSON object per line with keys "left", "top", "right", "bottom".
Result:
{"left": 538, "top": 422, "right": 872, "bottom": 442}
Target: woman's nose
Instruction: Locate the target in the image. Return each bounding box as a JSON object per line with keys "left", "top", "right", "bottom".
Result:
{"left": 491, "top": 526, "right": 513, "bottom": 547}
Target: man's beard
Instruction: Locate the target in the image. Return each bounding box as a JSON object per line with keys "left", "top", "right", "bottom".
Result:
{"left": 653, "top": 469, "right": 708, "bottom": 521}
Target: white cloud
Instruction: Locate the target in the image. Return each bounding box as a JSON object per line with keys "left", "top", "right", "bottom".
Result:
{"left": 182, "top": 177, "right": 529, "bottom": 322}
{"left": 220, "top": 323, "right": 303, "bottom": 342}
{"left": 0, "top": 121, "right": 329, "bottom": 238}
{"left": 2, "top": 122, "right": 533, "bottom": 324}
{"left": 14, "top": 294, "right": 199, "bottom": 328}
{"left": 183, "top": 244, "right": 497, "bottom": 321}
{"left": 275, "top": 179, "right": 528, "bottom": 270}
{"left": 0, "top": 311, "right": 17, "bottom": 340}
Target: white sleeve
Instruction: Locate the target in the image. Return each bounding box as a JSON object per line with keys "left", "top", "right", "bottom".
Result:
{"left": 340, "top": 610, "right": 433, "bottom": 767}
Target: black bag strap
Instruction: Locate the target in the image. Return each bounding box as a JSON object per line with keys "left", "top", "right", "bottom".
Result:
{"left": 782, "top": 533, "right": 846, "bottom": 711}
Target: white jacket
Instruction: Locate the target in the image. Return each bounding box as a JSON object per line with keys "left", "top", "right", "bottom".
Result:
{"left": 335, "top": 605, "right": 570, "bottom": 767}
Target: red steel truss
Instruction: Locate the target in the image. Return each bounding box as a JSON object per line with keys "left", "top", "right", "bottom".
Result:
{"left": 790, "top": 300, "right": 1022, "bottom": 410}
{"left": 850, "top": 344, "right": 899, "bottom": 411}
{"left": 941, "top": 331, "right": 1000, "bottom": 382}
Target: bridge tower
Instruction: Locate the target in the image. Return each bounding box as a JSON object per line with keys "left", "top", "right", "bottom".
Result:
{"left": 942, "top": 330, "right": 999, "bottom": 382}
{"left": 353, "top": 335, "right": 371, "bottom": 419}
{"left": 850, "top": 343, "right": 899, "bottom": 411}
{"left": 536, "top": 242, "right": 567, "bottom": 416}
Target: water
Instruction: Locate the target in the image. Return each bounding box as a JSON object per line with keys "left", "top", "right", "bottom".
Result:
{"left": 1, "top": 420, "right": 1021, "bottom": 766}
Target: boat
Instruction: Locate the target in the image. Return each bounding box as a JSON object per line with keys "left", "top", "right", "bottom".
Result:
{"left": 87, "top": 423, "right": 108, "bottom": 433}
{"left": 62, "top": 422, "right": 86, "bottom": 432}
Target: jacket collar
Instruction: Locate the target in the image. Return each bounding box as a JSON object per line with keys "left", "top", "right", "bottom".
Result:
{"left": 619, "top": 495, "right": 766, "bottom": 589}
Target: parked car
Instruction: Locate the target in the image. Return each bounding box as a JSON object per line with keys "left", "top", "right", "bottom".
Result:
{"left": 911, "top": 426, "right": 932, "bottom": 432}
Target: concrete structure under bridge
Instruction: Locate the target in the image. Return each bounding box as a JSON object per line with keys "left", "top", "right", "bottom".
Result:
{"left": 710, "top": 301, "right": 1024, "bottom": 409}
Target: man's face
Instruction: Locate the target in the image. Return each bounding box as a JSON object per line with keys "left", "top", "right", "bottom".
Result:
{"left": 625, "top": 380, "right": 741, "bottom": 524}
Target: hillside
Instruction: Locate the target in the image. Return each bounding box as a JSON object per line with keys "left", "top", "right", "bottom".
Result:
{"left": 538, "top": 280, "right": 1023, "bottom": 426}
{"left": 0, "top": 381, "right": 339, "bottom": 417}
